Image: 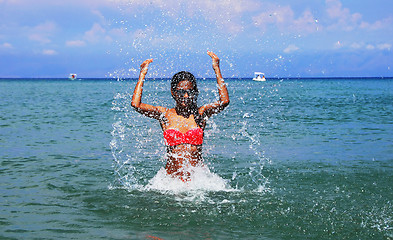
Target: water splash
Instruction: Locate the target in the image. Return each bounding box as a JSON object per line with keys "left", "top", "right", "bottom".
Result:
{"left": 145, "top": 166, "right": 232, "bottom": 193}
{"left": 239, "top": 119, "right": 271, "bottom": 193}
{"left": 361, "top": 201, "right": 393, "bottom": 238}
{"left": 110, "top": 80, "right": 272, "bottom": 196}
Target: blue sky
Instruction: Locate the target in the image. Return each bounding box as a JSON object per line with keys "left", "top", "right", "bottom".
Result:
{"left": 0, "top": 0, "right": 392, "bottom": 78}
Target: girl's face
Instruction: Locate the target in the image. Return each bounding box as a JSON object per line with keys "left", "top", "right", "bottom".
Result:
{"left": 173, "top": 80, "right": 198, "bottom": 106}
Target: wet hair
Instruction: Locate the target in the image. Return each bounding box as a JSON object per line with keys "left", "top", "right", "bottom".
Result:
{"left": 170, "top": 71, "right": 198, "bottom": 94}
{"left": 171, "top": 71, "right": 203, "bottom": 126}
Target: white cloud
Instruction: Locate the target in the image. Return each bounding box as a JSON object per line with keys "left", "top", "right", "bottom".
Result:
{"left": 377, "top": 43, "right": 391, "bottom": 51}
{"left": 250, "top": 0, "right": 391, "bottom": 36}
{"left": 2, "top": 0, "right": 115, "bottom": 7}
{"left": 252, "top": 4, "right": 319, "bottom": 34}
{"left": 360, "top": 17, "right": 393, "bottom": 30}
{"left": 84, "top": 23, "right": 105, "bottom": 41}
{"left": 350, "top": 42, "right": 363, "bottom": 49}
{"left": 29, "top": 34, "right": 51, "bottom": 44}
{"left": 66, "top": 40, "right": 86, "bottom": 47}
{"left": 83, "top": 23, "right": 112, "bottom": 43}
{"left": 253, "top": 5, "right": 293, "bottom": 31}
{"left": 325, "top": 0, "right": 392, "bottom": 32}
{"left": 109, "top": 28, "right": 127, "bottom": 38}
{"left": 347, "top": 42, "right": 391, "bottom": 51}
{"left": 91, "top": 9, "right": 108, "bottom": 25}
{"left": 284, "top": 44, "right": 299, "bottom": 53}
{"left": 191, "top": 0, "right": 259, "bottom": 34}
{"left": 115, "top": 0, "right": 259, "bottom": 34}
{"left": 42, "top": 49, "right": 57, "bottom": 55}
{"left": 326, "top": 0, "right": 350, "bottom": 19}
{"left": 325, "top": 0, "right": 362, "bottom": 31}
{"left": 293, "top": 10, "right": 321, "bottom": 33}
{"left": 32, "top": 21, "right": 57, "bottom": 32}
{"left": 0, "top": 42, "right": 13, "bottom": 49}
{"left": 28, "top": 21, "right": 57, "bottom": 44}
{"left": 366, "top": 44, "right": 375, "bottom": 50}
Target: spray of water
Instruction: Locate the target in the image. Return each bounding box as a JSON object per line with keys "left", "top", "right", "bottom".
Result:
{"left": 110, "top": 80, "right": 272, "bottom": 197}
{"left": 108, "top": 2, "right": 272, "bottom": 197}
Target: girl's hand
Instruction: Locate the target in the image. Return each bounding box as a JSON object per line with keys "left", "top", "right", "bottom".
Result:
{"left": 207, "top": 51, "right": 220, "bottom": 69}
{"left": 140, "top": 58, "right": 153, "bottom": 76}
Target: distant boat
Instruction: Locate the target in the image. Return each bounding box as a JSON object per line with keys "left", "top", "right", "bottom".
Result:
{"left": 253, "top": 72, "right": 266, "bottom": 81}
{"left": 69, "top": 73, "right": 77, "bottom": 80}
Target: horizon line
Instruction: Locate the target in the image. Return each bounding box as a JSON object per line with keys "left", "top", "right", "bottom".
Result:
{"left": 1, "top": 76, "right": 393, "bottom": 80}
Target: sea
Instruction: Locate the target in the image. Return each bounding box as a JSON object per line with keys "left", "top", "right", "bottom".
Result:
{"left": 1, "top": 77, "right": 392, "bottom": 239}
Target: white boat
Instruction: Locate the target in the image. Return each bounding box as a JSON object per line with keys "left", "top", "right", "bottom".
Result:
{"left": 69, "top": 73, "right": 77, "bottom": 80}
{"left": 252, "top": 72, "right": 266, "bottom": 81}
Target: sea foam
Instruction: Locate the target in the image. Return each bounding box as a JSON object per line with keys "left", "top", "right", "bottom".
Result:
{"left": 144, "top": 166, "right": 233, "bottom": 194}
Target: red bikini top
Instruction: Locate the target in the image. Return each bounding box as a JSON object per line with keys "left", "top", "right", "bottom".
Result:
{"left": 163, "top": 128, "right": 204, "bottom": 146}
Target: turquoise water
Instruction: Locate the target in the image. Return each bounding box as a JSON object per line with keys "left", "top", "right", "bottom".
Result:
{"left": 1, "top": 78, "right": 392, "bottom": 239}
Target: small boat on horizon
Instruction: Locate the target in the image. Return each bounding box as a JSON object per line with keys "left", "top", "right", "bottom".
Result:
{"left": 253, "top": 72, "right": 266, "bottom": 81}
{"left": 69, "top": 73, "right": 77, "bottom": 80}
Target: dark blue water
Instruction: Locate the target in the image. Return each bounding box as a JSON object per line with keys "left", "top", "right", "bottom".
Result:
{"left": 1, "top": 78, "right": 392, "bottom": 239}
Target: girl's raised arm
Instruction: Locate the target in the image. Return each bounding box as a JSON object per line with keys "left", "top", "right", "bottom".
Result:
{"left": 199, "top": 51, "right": 230, "bottom": 118}
{"left": 131, "top": 59, "right": 166, "bottom": 120}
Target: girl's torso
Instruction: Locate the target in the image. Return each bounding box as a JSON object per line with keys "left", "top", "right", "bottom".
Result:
{"left": 159, "top": 108, "right": 205, "bottom": 177}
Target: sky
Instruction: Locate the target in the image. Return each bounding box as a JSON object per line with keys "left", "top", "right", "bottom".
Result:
{"left": 0, "top": 0, "right": 392, "bottom": 78}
